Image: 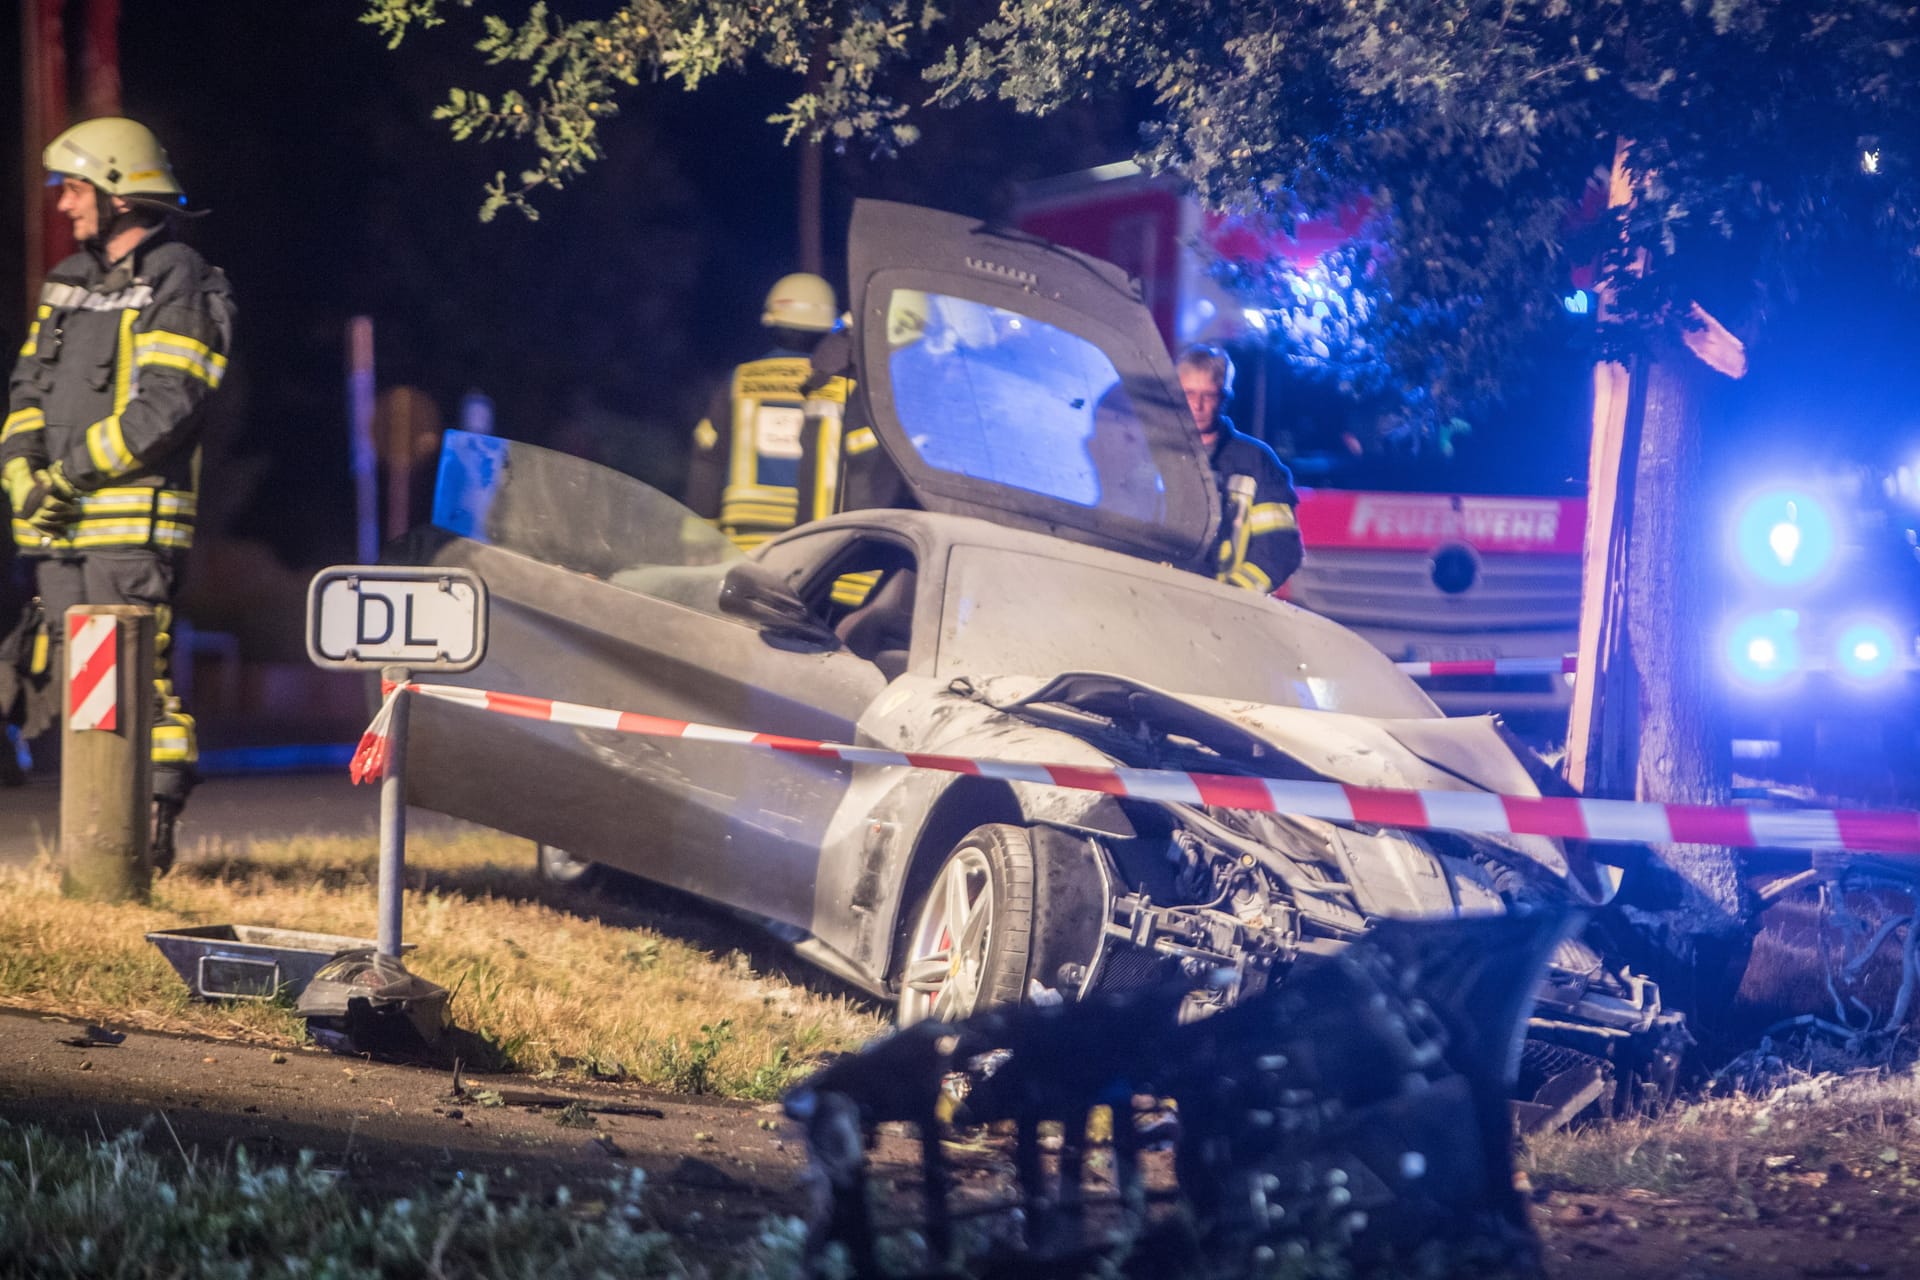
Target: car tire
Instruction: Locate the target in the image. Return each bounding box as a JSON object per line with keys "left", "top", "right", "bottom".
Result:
{"left": 534, "top": 843, "right": 602, "bottom": 889}
{"left": 896, "top": 823, "right": 1034, "bottom": 1027}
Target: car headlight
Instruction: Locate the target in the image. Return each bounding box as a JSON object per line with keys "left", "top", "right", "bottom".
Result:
{"left": 1724, "top": 610, "right": 1800, "bottom": 686}
{"left": 1834, "top": 620, "right": 1901, "bottom": 682}
{"left": 1733, "top": 488, "right": 1836, "bottom": 587}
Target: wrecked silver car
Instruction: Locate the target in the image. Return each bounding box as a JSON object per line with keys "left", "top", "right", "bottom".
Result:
{"left": 395, "top": 200, "right": 1682, "bottom": 1114}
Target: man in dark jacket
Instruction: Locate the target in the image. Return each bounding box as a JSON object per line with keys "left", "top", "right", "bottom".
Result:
{"left": 3, "top": 116, "right": 234, "bottom": 870}
{"left": 1176, "top": 344, "right": 1303, "bottom": 593}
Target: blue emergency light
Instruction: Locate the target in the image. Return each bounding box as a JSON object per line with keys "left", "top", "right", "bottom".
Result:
{"left": 1725, "top": 610, "right": 1801, "bottom": 685}
{"left": 1834, "top": 620, "right": 1901, "bottom": 682}
{"left": 1733, "top": 489, "right": 1835, "bottom": 588}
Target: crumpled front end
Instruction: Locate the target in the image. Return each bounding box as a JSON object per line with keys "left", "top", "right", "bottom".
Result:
{"left": 963, "top": 671, "right": 1684, "bottom": 1121}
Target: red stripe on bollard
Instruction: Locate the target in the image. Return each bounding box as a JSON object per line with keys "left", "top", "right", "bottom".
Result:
{"left": 68, "top": 619, "right": 119, "bottom": 732}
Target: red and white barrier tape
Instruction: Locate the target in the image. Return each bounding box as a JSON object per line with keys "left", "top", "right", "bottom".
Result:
{"left": 1394, "top": 656, "right": 1577, "bottom": 678}
{"left": 354, "top": 682, "right": 1920, "bottom": 854}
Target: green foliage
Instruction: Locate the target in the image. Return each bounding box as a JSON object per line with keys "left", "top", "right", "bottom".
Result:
{"left": 652, "top": 1018, "right": 734, "bottom": 1096}
{"left": 0, "top": 1119, "right": 692, "bottom": 1278}
{"left": 369, "top": 0, "right": 1920, "bottom": 416}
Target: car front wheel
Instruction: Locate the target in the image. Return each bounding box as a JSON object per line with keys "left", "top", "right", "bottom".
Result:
{"left": 896, "top": 824, "right": 1034, "bottom": 1026}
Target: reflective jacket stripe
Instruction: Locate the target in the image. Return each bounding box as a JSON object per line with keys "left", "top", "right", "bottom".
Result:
{"left": 812, "top": 416, "right": 842, "bottom": 524}
{"left": 134, "top": 330, "right": 227, "bottom": 388}
{"left": 10, "top": 485, "right": 195, "bottom": 550}
{"left": 2, "top": 408, "right": 43, "bottom": 445}
{"left": 40, "top": 281, "right": 153, "bottom": 311}
{"left": 18, "top": 306, "right": 50, "bottom": 357}
{"left": 1248, "top": 502, "right": 1298, "bottom": 534}
{"left": 829, "top": 569, "right": 880, "bottom": 608}
{"left": 151, "top": 719, "right": 196, "bottom": 763}
{"left": 86, "top": 413, "right": 138, "bottom": 475}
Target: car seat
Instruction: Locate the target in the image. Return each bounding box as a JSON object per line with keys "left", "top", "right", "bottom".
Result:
{"left": 833, "top": 568, "right": 916, "bottom": 680}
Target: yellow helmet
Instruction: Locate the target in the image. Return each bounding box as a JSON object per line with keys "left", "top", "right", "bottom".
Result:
{"left": 43, "top": 117, "right": 184, "bottom": 201}
{"left": 761, "top": 273, "right": 837, "bottom": 333}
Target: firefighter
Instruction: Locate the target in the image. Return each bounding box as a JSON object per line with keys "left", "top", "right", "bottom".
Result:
{"left": 685, "top": 273, "right": 853, "bottom": 551}
{"left": 1176, "top": 344, "right": 1303, "bottom": 593}
{"left": 3, "top": 117, "right": 235, "bottom": 871}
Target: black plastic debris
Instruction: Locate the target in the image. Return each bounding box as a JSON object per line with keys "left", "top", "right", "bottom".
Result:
{"left": 786, "top": 911, "right": 1573, "bottom": 1279}
{"left": 296, "top": 948, "right": 450, "bottom": 1056}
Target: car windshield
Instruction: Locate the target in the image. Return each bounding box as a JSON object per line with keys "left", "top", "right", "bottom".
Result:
{"left": 432, "top": 430, "right": 740, "bottom": 579}
{"left": 937, "top": 545, "right": 1440, "bottom": 717}
{"left": 882, "top": 290, "right": 1170, "bottom": 523}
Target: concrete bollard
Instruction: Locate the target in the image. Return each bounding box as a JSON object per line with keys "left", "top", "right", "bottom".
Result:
{"left": 59, "top": 605, "right": 155, "bottom": 903}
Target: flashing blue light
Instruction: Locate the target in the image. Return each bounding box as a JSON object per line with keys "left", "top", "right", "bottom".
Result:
{"left": 1561, "top": 290, "right": 1592, "bottom": 316}
{"left": 1725, "top": 610, "right": 1801, "bottom": 686}
{"left": 1733, "top": 489, "right": 1835, "bottom": 587}
{"left": 1835, "top": 621, "right": 1900, "bottom": 682}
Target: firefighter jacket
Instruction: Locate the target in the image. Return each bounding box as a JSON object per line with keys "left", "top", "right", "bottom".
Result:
{"left": 1207, "top": 419, "right": 1303, "bottom": 593}
{"left": 3, "top": 226, "right": 233, "bottom": 555}
{"left": 684, "top": 347, "right": 852, "bottom": 553}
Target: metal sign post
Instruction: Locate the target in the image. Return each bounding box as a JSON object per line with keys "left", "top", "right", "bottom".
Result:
{"left": 376, "top": 663, "right": 411, "bottom": 958}
{"left": 307, "top": 566, "right": 488, "bottom": 959}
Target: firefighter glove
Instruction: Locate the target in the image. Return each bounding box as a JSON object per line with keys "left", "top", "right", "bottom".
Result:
{"left": 4, "top": 458, "right": 80, "bottom": 534}
{"left": 1, "top": 458, "right": 33, "bottom": 514}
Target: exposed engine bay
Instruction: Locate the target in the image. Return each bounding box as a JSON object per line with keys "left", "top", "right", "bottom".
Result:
{"left": 991, "top": 674, "right": 1688, "bottom": 1124}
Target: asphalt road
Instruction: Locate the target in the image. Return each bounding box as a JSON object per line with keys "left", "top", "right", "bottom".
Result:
{"left": 0, "top": 770, "right": 494, "bottom": 866}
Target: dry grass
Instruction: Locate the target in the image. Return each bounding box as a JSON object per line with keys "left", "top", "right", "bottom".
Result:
{"left": 0, "top": 830, "right": 887, "bottom": 1099}
{"left": 1521, "top": 1066, "right": 1920, "bottom": 1200}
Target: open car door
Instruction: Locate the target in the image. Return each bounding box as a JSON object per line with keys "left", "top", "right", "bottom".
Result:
{"left": 846, "top": 199, "right": 1219, "bottom": 568}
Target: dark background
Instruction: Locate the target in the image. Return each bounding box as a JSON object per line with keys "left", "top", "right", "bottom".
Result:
{"left": 2, "top": 2, "right": 1915, "bottom": 658}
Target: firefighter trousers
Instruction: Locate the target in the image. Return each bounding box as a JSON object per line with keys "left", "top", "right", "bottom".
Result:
{"left": 33, "top": 549, "right": 197, "bottom": 804}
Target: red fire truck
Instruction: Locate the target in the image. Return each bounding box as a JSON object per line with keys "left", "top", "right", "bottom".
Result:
{"left": 1014, "top": 164, "right": 1587, "bottom": 727}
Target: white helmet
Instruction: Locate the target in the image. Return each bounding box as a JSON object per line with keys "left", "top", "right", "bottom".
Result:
{"left": 44, "top": 117, "right": 185, "bottom": 202}
{"left": 761, "top": 273, "right": 837, "bottom": 333}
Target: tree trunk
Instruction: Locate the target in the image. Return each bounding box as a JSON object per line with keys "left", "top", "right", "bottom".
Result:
{"left": 1627, "top": 353, "right": 1741, "bottom": 933}
{"left": 1619, "top": 353, "right": 1755, "bottom": 1043}
{"left": 797, "top": 31, "right": 827, "bottom": 278}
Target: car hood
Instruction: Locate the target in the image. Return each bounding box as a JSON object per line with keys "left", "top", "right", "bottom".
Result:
{"left": 972, "top": 671, "right": 1610, "bottom": 902}
{"left": 846, "top": 199, "right": 1220, "bottom": 567}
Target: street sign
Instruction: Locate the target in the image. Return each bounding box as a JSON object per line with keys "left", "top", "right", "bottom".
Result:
{"left": 306, "top": 566, "right": 488, "bottom": 672}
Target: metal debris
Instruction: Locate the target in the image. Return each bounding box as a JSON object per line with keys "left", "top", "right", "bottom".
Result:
{"left": 786, "top": 912, "right": 1571, "bottom": 1278}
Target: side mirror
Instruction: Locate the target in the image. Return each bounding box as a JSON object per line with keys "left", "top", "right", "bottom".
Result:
{"left": 719, "top": 561, "right": 840, "bottom": 648}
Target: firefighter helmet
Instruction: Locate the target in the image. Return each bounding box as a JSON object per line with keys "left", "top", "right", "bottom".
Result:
{"left": 43, "top": 117, "right": 184, "bottom": 201}
{"left": 761, "top": 273, "right": 837, "bottom": 333}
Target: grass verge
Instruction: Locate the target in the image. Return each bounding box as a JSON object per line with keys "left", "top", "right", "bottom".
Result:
{"left": 0, "top": 831, "right": 886, "bottom": 1099}
{"left": 0, "top": 1117, "right": 809, "bottom": 1279}
{"left": 1521, "top": 1066, "right": 1920, "bottom": 1202}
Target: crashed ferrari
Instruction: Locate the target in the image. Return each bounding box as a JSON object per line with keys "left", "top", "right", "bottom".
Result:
{"left": 393, "top": 200, "right": 1683, "bottom": 1117}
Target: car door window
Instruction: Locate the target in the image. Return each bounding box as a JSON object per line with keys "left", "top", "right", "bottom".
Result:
{"left": 799, "top": 538, "right": 920, "bottom": 680}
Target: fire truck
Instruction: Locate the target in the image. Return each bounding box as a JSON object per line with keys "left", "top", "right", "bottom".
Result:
{"left": 1013, "top": 164, "right": 1588, "bottom": 730}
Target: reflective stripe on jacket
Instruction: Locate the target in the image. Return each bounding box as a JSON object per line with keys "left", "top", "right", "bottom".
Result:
{"left": 1208, "top": 420, "right": 1304, "bottom": 593}
{"left": 3, "top": 228, "right": 233, "bottom": 553}
{"left": 684, "top": 348, "right": 850, "bottom": 553}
